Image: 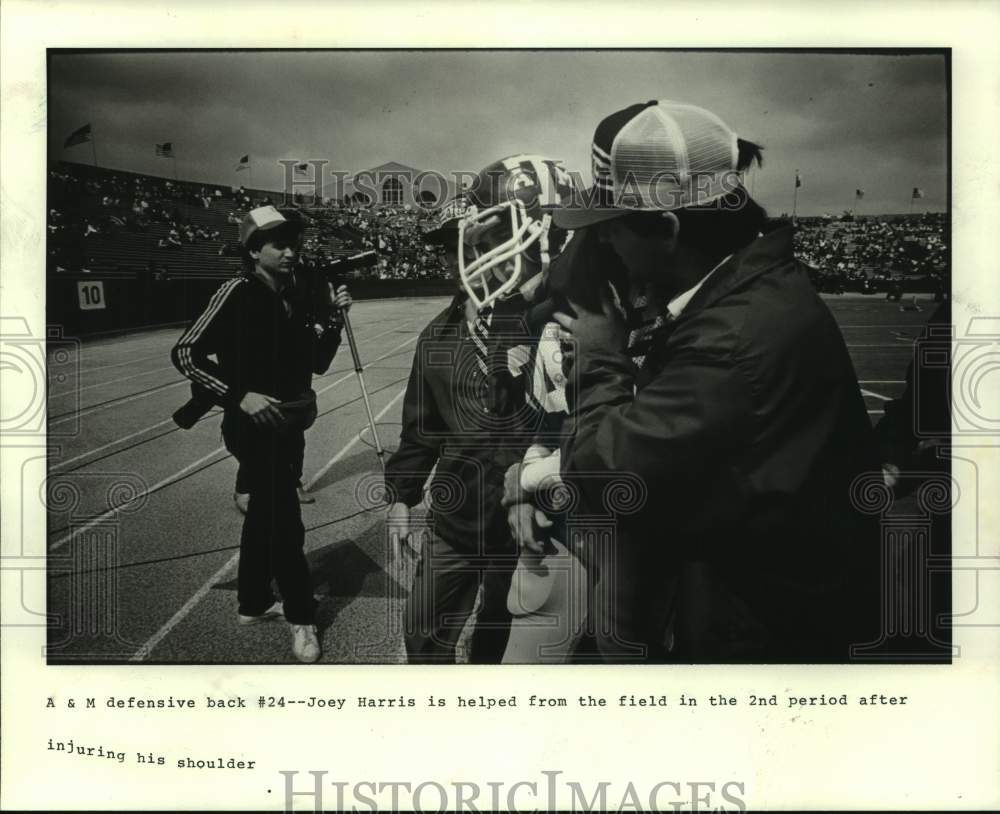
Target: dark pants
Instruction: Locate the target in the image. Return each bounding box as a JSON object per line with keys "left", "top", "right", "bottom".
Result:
{"left": 569, "top": 527, "right": 669, "bottom": 663}
{"left": 404, "top": 532, "right": 516, "bottom": 663}
{"left": 222, "top": 416, "right": 314, "bottom": 625}
{"left": 236, "top": 428, "right": 305, "bottom": 493}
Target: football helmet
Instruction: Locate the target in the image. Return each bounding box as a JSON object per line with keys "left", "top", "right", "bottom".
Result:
{"left": 458, "top": 154, "right": 577, "bottom": 310}
{"left": 421, "top": 194, "right": 470, "bottom": 245}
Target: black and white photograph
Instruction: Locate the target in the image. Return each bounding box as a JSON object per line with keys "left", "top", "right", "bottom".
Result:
{"left": 2, "top": 3, "right": 999, "bottom": 812}
{"left": 41, "top": 47, "right": 951, "bottom": 666}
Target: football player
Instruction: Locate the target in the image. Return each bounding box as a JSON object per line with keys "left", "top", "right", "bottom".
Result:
{"left": 384, "top": 155, "right": 582, "bottom": 663}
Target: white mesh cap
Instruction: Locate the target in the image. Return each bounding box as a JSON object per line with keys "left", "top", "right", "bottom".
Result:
{"left": 557, "top": 99, "right": 744, "bottom": 228}
{"left": 612, "top": 101, "right": 739, "bottom": 210}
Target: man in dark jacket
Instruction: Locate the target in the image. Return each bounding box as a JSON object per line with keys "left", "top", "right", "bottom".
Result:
{"left": 171, "top": 205, "right": 351, "bottom": 663}
{"left": 553, "top": 100, "right": 881, "bottom": 663}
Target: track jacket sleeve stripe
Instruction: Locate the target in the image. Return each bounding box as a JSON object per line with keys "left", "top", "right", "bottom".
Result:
{"left": 171, "top": 278, "right": 244, "bottom": 403}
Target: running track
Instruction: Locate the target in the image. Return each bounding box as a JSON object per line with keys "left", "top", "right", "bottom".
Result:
{"left": 44, "top": 295, "right": 933, "bottom": 663}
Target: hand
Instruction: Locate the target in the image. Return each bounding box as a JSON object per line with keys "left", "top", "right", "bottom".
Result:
{"left": 552, "top": 292, "right": 626, "bottom": 358}
{"left": 329, "top": 283, "right": 352, "bottom": 312}
{"left": 501, "top": 462, "right": 524, "bottom": 507}
{"left": 387, "top": 501, "right": 418, "bottom": 559}
{"left": 239, "top": 391, "right": 285, "bottom": 429}
{"left": 558, "top": 337, "right": 576, "bottom": 378}
{"left": 507, "top": 502, "right": 554, "bottom": 555}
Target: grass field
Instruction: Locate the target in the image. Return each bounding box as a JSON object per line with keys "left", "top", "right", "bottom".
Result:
{"left": 44, "top": 294, "right": 932, "bottom": 664}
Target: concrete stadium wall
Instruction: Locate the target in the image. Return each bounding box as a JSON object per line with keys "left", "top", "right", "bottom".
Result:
{"left": 48, "top": 275, "right": 457, "bottom": 337}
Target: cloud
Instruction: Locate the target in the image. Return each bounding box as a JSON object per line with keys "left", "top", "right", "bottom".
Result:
{"left": 48, "top": 50, "right": 947, "bottom": 213}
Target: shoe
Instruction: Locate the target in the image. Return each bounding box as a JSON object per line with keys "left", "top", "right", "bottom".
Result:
{"left": 296, "top": 485, "right": 316, "bottom": 504}
{"left": 234, "top": 492, "right": 249, "bottom": 514}
{"left": 290, "top": 623, "right": 321, "bottom": 663}
{"left": 238, "top": 601, "right": 284, "bottom": 626}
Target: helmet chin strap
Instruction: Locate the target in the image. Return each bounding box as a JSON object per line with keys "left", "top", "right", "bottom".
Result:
{"left": 537, "top": 213, "right": 551, "bottom": 274}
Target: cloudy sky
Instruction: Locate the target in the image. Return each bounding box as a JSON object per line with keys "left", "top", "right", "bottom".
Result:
{"left": 49, "top": 50, "right": 947, "bottom": 216}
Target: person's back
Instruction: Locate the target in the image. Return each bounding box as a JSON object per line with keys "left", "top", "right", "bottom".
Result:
{"left": 651, "top": 235, "right": 880, "bottom": 661}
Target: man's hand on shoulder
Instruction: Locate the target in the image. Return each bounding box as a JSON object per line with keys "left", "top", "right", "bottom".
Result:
{"left": 552, "top": 291, "right": 626, "bottom": 357}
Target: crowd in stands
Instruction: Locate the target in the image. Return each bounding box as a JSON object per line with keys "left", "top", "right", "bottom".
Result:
{"left": 47, "top": 163, "right": 946, "bottom": 295}
{"left": 47, "top": 164, "right": 452, "bottom": 281}
{"left": 48, "top": 166, "right": 233, "bottom": 274}
{"left": 792, "top": 213, "right": 947, "bottom": 295}
{"left": 298, "top": 202, "right": 450, "bottom": 280}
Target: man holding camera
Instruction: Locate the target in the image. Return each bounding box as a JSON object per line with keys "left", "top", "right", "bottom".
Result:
{"left": 171, "top": 205, "right": 351, "bottom": 663}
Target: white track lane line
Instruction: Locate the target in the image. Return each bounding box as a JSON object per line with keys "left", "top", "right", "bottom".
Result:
{"left": 129, "top": 384, "right": 408, "bottom": 663}
{"left": 46, "top": 319, "right": 419, "bottom": 427}
{"left": 49, "top": 364, "right": 178, "bottom": 398}
{"left": 304, "top": 386, "right": 407, "bottom": 491}
{"left": 50, "top": 332, "right": 421, "bottom": 550}
{"left": 50, "top": 416, "right": 180, "bottom": 473}
{"left": 50, "top": 352, "right": 166, "bottom": 375}
{"left": 48, "top": 380, "right": 188, "bottom": 427}
{"left": 861, "top": 388, "right": 892, "bottom": 402}
{"left": 48, "top": 321, "right": 418, "bottom": 465}
{"left": 49, "top": 447, "right": 229, "bottom": 552}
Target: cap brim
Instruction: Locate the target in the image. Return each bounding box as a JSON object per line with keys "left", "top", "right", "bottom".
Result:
{"left": 553, "top": 204, "right": 628, "bottom": 230}
{"left": 553, "top": 187, "right": 630, "bottom": 230}
{"left": 240, "top": 219, "right": 305, "bottom": 247}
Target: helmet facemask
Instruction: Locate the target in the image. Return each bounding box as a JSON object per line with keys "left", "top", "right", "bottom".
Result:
{"left": 458, "top": 198, "right": 552, "bottom": 311}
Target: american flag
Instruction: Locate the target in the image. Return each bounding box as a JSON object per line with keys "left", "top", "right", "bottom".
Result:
{"left": 64, "top": 123, "right": 91, "bottom": 148}
{"left": 155, "top": 142, "right": 173, "bottom": 158}
{"left": 294, "top": 163, "right": 309, "bottom": 176}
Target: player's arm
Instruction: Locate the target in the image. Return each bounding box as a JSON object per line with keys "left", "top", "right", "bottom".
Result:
{"left": 383, "top": 333, "right": 447, "bottom": 508}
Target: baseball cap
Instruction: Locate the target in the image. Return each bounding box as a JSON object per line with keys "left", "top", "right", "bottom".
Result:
{"left": 421, "top": 195, "right": 470, "bottom": 245}
{"left": 554, "top": 100, "right": 744, "bottom": 229}
{"left": 238, "top": 205, "right": 306, "bottom": 246}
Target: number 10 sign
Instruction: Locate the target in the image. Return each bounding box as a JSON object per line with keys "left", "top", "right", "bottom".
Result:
{"left": 77, "top": 281, "right": 106, "bottom": 311}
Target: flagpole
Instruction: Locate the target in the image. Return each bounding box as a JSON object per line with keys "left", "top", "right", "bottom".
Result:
{"left": 792, "top": 170, "right": 798, "bottom": 225}
{"left": 90, "top": 127, "right": 98, "bottom": 168}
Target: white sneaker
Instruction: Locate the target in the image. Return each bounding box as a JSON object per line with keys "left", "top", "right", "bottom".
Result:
{"left": 238, "top": 601, "right": 284, "bottom": 626}
{"left": 296, "top": 485, "right": 316, "bottom": 504}
{"left": 290, "top": 624, "right": 321, "bottom": 663}
{"left": 234, "top": 492, "right": 249, "bottom": 514}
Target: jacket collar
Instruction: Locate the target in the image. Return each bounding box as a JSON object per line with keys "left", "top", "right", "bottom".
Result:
{"left": 679, "top": 226, "right": 794, "bottom": 318}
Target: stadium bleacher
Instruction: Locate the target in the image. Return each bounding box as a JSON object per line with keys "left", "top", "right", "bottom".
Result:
{"left": 47, "top": 161, "right": 450, "bottom": 282}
